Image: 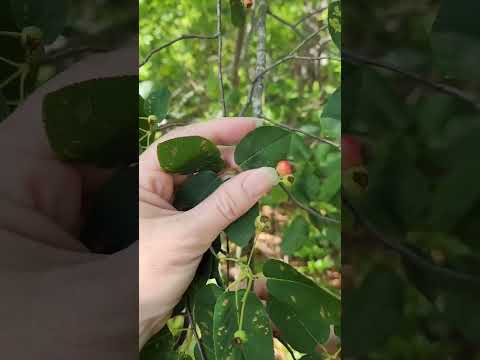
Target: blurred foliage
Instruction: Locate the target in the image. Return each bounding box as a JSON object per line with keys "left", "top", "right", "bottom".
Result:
{"left": 343, "top": 0, "right": 480, "bottom": 358}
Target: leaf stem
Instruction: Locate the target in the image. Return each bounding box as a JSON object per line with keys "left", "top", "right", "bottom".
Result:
{"left": 0, "top": 31, "right": 21, "bottom": 39}
{"left": 0, "top": 69, "right": 21, "bottom": 89}
{"left": 279, "top": 183, "right": 340, "bottom": 225}
{"left": 343, "top": 49, "right": 480, "bottom": 110}
{"left": 261, "top": 115, "right": 340, "bottom": 149}
{"left": 0, "top": 56, "right": 21, "bottom": 68}
{"left": 238, "top": 273, "right": 253, "bottom": 331}
{"left": 186, "top": 299, "right": 207, "bottom": 360}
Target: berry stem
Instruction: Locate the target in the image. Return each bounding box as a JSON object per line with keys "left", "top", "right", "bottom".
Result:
{"left": 0, "top": 31, "right": 21, "bottom": 39}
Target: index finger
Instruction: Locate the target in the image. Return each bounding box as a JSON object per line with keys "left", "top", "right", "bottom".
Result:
{"left": 140, "top": 117, "right": 261, "bottom": 172}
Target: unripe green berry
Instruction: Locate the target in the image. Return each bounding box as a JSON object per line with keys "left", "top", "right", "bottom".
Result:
{"left": 255, "top": 215, "right": 272, "bottom": 232}
{"left": 233, "top": 329, "right": 248, "bottom": 344}
{"left": 147, "top": 115, "right": 158, "bottom": 125}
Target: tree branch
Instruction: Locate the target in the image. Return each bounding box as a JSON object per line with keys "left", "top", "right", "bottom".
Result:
{"left": 261, "top": 115, "right": 340, "bottom": 149}
{"left": 343, "top": 193, "right": 480, "bottom": 287}
{"left": 267, "top": 8, "right": 304, "bottom": 37}
{"left": 252, "top": 0, "right": 268, "bottom": 117}
{"left": 139, "top": 33, "right": 219, "bottom": 68}
{"left": 293, "top": 7, "right": 328, "bottom": 28}
{"left": 240, "top": 26, "right": 329, "bottom": 116}
{"left": 280, "top": 184, "right": 340, "bottom": 225}
{"left": 217, "top": 0, "right": 227, "bottom": 116}
{"left": 343, "top": 49, "right": 480, "bottom": 110}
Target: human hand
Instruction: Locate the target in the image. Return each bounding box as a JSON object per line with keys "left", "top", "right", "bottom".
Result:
{"left": 139, "top": 117, "right": 280, "bottom": 345}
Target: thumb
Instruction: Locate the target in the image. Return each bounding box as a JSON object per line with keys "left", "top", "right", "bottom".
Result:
{"left": 185, "top": 167, "right": 279, "bottom": 244}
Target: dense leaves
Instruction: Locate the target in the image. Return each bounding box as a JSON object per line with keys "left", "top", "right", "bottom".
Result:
{"left": 264, "top": 260, "right": 340, "bottom": 353}
{"left": 213, "top": 290, "right": 275, "bottom": 360}
{"left": 281, "top": 216, "right": 310, "bottom": 254}
{"left": 193, "top": 284, "right": 223, "bottom": 359}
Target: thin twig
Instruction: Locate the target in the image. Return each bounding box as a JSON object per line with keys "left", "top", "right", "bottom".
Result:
{"left": 140, "top": 33, "right": 219, "bottom": 68}
{"left": 0, "top": 31, "right": 21, "bottom": 38}
{"left": 216, "top": 0, "right": 227, "bottom": 116}
{"left": 0, "top": 56, "right": 20, "bottom": 68}
{"left": 343, "top": 50, "right": 480, "bottom": 110}
{"left": 261, "top": 115, "right": 340, "bottom": 149}
{"left": 240, "top": 26, "right": 327, "bottom": 115}
{"left": 279, "top": 183, "right": 340, "bottom": 225}
{"left": 293, "top": 7, "right": 328, "bottom": 27}
{"left": 343, "top": 193, "right": 480, "bottom": 286}
{"left": 267, "top": 9, "right": 304, "bottom": 37}
{"left": 0, "top": 69, "right": 21, "bottom": 89}
{"left": 292, "top": 55, "right": 339, "bottom": 62}
{"left": 186, "top": 299, "right": 207, "bottom": 360}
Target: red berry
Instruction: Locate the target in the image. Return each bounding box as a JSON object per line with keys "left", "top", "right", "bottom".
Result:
{"left": 342, "top": 135, "right": 363, "bottom": 170}
{"left": 276, "top": 160, "right": 293, "bottom": 176}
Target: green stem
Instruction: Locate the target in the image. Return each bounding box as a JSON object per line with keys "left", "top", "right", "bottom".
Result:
{"left": 0, "top": 69, "right": 21, "bottom": 89}
{"left": 238, "top": 273, "right": 253, "bottom": 331}
{"left": 19, "top": 67, "right": 28, "bottom": 101}
{"left": 0, "top": 56, "right": 21, "bottom": 68}
{"left": 0, "top": 31, "right": 21, "bottom": 39}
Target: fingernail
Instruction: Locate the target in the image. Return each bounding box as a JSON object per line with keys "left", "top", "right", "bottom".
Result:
{"left": 254, "top": 118, "right": 265, "bottom": 128}
{"left": 245, "top": 167, "right": 279, "bottom": 198}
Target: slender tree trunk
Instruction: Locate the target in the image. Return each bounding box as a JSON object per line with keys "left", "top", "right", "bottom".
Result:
{"left": 232, "top": 21, "right": 246, "bottom": 87}
{"left": 252, "top": 0, "right": 267, "bottom": 117}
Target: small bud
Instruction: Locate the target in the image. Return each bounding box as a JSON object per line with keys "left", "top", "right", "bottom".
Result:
{"left": 233, "top": 329, "right": 248, "bottom": 344}
{"left": 255, "top": 215, "right": 272, "bottom": 233}
{"left": 21, "top": 26, "right": 43, "bottom": 49}
{"left": 147, "top": 115, "right": 158, "bottom": 125}
{"left": 280, "top": 175, "right": 295, "bottom": 187}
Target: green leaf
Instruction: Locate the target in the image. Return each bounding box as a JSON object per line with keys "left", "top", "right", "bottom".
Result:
{"left": 174, "top": 171, "right": 222, "bottom": 210}
{"left": 318, "top": 169, "right": 341, "bottom": 202}
{"left": 327, "top": 1, "right": 341, "bottom": 49}
{"left": 140, "top": 326, "right": 178, "bottom": 360}
{"left": 80, "top": 165, "right": 138, "bottom": 254}
{"left": 235, "top": 126, "right": 293, "bottom": 170}
{"left": 322, "top": 87, "right": 341, "bottom": 121}
{"left": 145, "top": 87, "right": 171, "bottom": 119}
{"left": 343, "top": 267, "right": 405, "bottom": 357}
{"left": 281, "top": 216, "right": 310, "bottom": 255}
{"left": 230, "top": 0, "right": 246, "bottom": 27}
{"left": 139, "top": 94, "right": 146, "bottom": 118}
{"left": 10, "top": 0, "right": 69, "bottom": 43}
{"left": 213, "top": 290, "right": 275, "bottom": 360}
{"left": 225, "top": 203, "right": 259, "bottom": 247}
{"left": 193, "top": 284, "right": 223, "bottom": 359}
{"left": 264, "top": 260, "right": 340, "bottom": 353}
{"left": 157, "top": 136, "right": 224, "bottom": 174}
{"left": 43, "top": 76, "right": 138, "bottom": 167}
